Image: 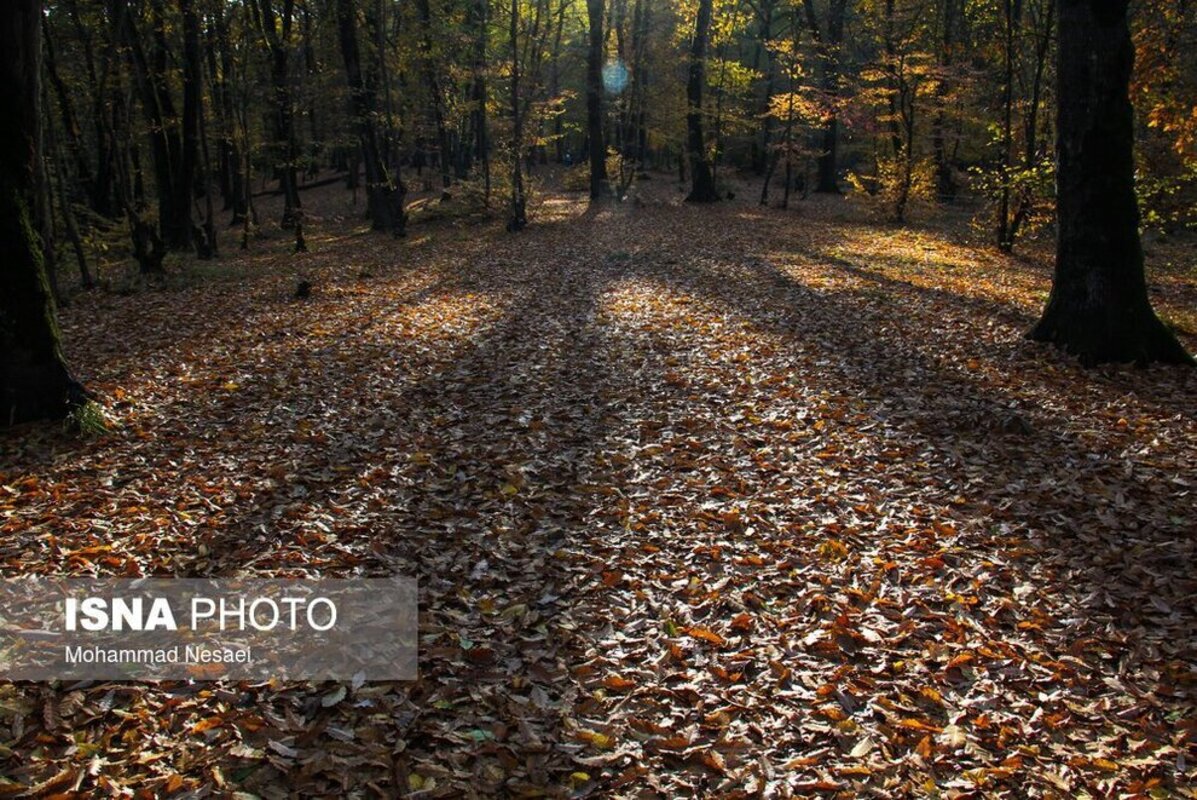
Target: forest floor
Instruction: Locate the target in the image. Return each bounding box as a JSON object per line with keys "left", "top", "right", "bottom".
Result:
{"left": 2, "top": 173, "right": 1197, "bottom": 798}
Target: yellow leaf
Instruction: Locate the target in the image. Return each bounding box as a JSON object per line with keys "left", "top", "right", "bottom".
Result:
{"left": 577, "top": 730, "right": 615, "bottom": 749}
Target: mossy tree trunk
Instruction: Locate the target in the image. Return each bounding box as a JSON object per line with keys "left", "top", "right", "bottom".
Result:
{"left": 1029, "top": 0, "right": 1192, "bottom": 365}
{"left": 1, "top": 0, "right": 87, "bottom": 425}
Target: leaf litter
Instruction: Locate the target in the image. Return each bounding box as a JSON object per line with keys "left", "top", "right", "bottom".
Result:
{"left": 1, "top": 180, "right": 1195, "bottom": 797}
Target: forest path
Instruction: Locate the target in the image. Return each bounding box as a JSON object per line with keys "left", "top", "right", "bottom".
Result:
{"left": 2, "top": 187, "right": 1196, "bottom": 796}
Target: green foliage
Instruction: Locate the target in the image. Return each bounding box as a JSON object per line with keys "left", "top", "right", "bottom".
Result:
{"left": 969, "top": 155, "right": 1057, "bottom": 239}
{"left": 1137, "top": 155, "right": 1197, "bottom": 232}
{"left": 64, "top": 401, "right": 111, "bottom": 437}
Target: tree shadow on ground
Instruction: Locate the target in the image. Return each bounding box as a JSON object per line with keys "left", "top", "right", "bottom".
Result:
{"left": 3, "top": 196, "right": 1194, "bottom": 795}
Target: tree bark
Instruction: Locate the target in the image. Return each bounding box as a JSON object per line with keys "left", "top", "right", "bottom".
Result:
{"left": 685, "top": 0, "right": 719, "bottom": 202}
{"left": 585, "top": 0, "right": 609, "bottom": 200}
{"left": 1029, "top": 0, "right": 1191, "bottom": 365}
{"left": 1, "top": 0, "right": 87, "bottom": 424}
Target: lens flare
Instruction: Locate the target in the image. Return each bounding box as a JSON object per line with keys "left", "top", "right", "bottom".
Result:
{"left": 602, "top": 60, "right": 629, "bottom": 94}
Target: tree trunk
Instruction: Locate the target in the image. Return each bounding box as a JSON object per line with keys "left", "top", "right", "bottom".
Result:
{"left": 337, "top": 0, "right": 406, "bottom": 235}
{"left": 42, "top": 21, "right": 96, "bottom": 205}
{"left": 118, "top": 0, "right": 194, "bottom": 252}
{"left": 1029, "top": 0, "right": 1191, "bottom": 365}
{"left": 996, "top": 0, "right": 1017, "bottom": 250}
{"left": 209, "top": 6, "right": 247, "bottom": 223}
{"left": 508, "top": 0, "right": 527, "bottom": 230}
{"left": 1, "top": 0, "right": 87, "bottom": 424}
{"left": 585, "top": 0, "right": 609, "bottom": 200}
{"left": 471, "top": 0, "right": 490, "bottom": 203}
{"left": 66, "top": 0, "right": 117, "bottom": 217}
{"left": 1008, "top": 0, "right": 1053, "bottom": 245}
{"left": 178, "top": 0, "right": 202, "bottom": 249}
{"left": 47, "top": 102, "right": 94, "bottom": 289}
{"left": 685, "top": 0, "right": 718, "bottom": 202}
{"left": 250, "top": 0, "right": 302, "bottom": 229}
{"left": 631, "top": 0, "right": 650, "bottom": 167}
{"left": 931, "top": 0, "right": 960, "bottom": 201}
{"left": 416, "top": 0, "right": 453, "bottom": 200}
{"left": 805, "top": 0, "right": 847, "bottom": 194}
{"left": 754, "top": 1, "right": 776, "bottom": 177}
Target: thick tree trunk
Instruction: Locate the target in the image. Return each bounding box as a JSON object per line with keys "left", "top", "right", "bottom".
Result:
{"left": 336, "top": 0, "right": 405, "bottom": 235}
{"left": 1029, "top": 0, "right": 1191, "bottom": 365}
{"left": 685, "top": 0, "right": 718, "bottom": 203}
{"left": 585, "top": 0, "right": 609, "bottom": 200}
{"left": 1, "top": 0, "right": 87, "bottom": 424}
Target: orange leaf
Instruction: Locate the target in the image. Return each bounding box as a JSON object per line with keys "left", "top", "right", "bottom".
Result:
{"left": 190, "top": 716, "right": 224, "bottom": 734}
{"left": 602, "top": 674, "right": 636, "bottom": 691}
{"left": 686, "top": 627, "right": 727, "bottom": 647}
{"left": 899, "top": 718, "right": 942, "bottom": 733}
